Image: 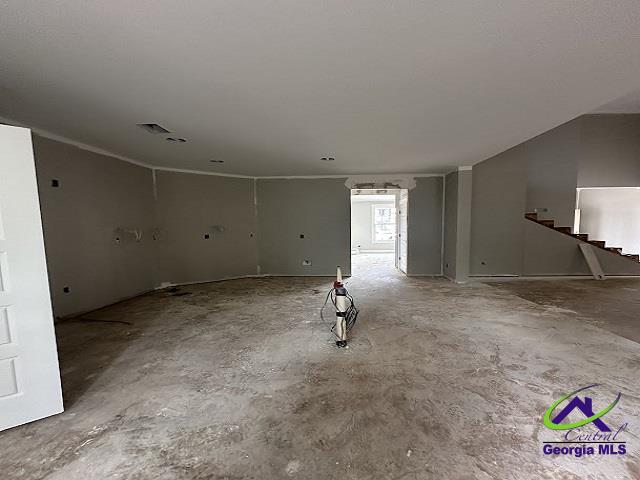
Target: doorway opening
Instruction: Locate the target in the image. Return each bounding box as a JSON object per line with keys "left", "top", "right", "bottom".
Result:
{"left": 575, "top": 187, "right": 640, "bottom": 255}
{"left": 350, "top": 189, "right": 408, "bottom": 276}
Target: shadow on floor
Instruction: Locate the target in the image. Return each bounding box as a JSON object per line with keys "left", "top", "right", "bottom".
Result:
{"left": 488, "top": 277, "right": 640, "bottom": 344}
{"left": 53, "top": 288, "right": 187, "bottom": 408}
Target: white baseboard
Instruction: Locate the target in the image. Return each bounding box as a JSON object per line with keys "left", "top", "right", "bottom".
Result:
{"left": 155, "top": 274, "right": 267, "bottom": 289}
{"left": 472, "top": 274, "right": 640, "bottom": 282}
{"left": 56, "top": 287, "right": 157, "bottom": 321}
{"left": 156, "top": 272, "right": 349, "bottom": 290}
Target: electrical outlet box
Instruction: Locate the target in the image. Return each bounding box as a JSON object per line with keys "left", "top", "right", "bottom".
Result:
{"left": 151, "top": 227, "right": 164, "bottom": 241}
{"left": 302, "top": 259, "right": 312, "bottom": 266}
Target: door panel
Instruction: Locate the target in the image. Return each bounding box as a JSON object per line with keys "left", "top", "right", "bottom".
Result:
{"left": 0, "top": 124, "right": 63, "bottom": 431}
{"left": 397, "top": 190, "right": 408, "bottom": 273}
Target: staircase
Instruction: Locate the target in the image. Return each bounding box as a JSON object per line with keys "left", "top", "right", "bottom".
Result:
{"left": 525, "top": 212, "right": 640, "bottom": 262}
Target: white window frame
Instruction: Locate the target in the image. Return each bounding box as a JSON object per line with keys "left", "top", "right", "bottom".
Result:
{"left": 372, "top": 204, "right": 396, "bottom": 244}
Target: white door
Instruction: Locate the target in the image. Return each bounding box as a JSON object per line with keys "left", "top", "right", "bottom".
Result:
{"left": 397, "top": 190, "right": 408, "bottom": 273}
{"left": 0, "top": 125, "right": 63, "bottom": 431}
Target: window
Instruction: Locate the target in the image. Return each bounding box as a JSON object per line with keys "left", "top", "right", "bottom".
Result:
{"left": 373, "top": 205, "right": 396, "bottom": 243}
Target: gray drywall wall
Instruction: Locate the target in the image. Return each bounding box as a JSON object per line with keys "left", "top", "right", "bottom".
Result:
{"left": 407, "top": 177, "right": 443, "bottom": 275}
{"left": 468, "top": 113, "right": 640, "bottom": 277}
{"left": 443, "top": 172, "right": 458, "bottom": 279}
{"left": 351, "top": 199, "right": 395, "bottom": 251}
{"left": 579, "top": 114, "right": 640, "bottom": 187}
{"left": 524, "top": 114, "right": 640, "bottom": 215}
{"left": 454, "top": 170, "right": 473, "bottom": 281}
{"left": 153, "top": 171, "right": 258, "bottom": 285}
{"left": 525, "top": 119, "right": 579, "bottom": 226}
{"left": 444, "top": 170, "right": 473, "bottom": 282}
{"left": 470, "top": 144, "right": 527, "bottom": 276}
{"left": 522, "top": 220, "right": 640, "bottom": 276}
{"left": 594, "top": 243, "right": 640, "bottom": 275}
{"left": 257, "top": 178, "right": 350, "bottom": 276}
{"left": 33, "top": 135, "right": 156, "bottom": 318}
{"left": 522, "top": 220, "right": 591, "bottom": 275}
{"left": 578, "top": 188, "right": 640, "bottom": 255}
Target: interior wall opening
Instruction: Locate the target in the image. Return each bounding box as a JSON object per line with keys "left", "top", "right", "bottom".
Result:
{"left": 350, "top": 188, "right": 407, "bottom": 276}
{"left": 575, "top": 187, "right": 640, "bottom": 256}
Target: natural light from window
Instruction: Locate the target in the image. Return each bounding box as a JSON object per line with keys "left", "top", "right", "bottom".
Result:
{"left": 373, "top": 205, "right": 396, "bottom": 243}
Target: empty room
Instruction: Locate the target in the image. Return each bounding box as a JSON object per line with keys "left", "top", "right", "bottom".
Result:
{"left": 1, "top": 2, "right": 640, "bottom": 479}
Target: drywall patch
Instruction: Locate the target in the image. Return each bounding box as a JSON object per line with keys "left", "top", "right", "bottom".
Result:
{"left": 345, "top": 174, "right": 440, "bottom": 190}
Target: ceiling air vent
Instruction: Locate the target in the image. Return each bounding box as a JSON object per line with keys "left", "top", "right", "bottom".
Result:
{"left": 137, "top": 123, "right": 171, "bottom": 134}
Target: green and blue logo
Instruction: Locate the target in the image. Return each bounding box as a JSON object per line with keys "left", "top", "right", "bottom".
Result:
{"left": 543, "top": 384, "right": 621, "bottom": 431}
{"left": 542, "top": 384, "right": 627, "bottom": 457}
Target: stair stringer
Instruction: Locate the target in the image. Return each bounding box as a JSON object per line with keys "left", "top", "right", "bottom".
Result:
{"left": 522, "top": 220, "right": 640, "bottom": 276}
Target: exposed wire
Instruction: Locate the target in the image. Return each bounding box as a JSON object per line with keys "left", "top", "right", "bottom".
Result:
{"left": 320, "top": 286, "right": 359, "bottom": 339}
{"left": 67, "top": 317, "right": 133, "bottom": 326}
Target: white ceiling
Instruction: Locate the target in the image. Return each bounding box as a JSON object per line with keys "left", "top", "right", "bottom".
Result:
{"left": 591, "top": 88, "right": 640, "bottom": 113}
{"left": 2, "top": 1, "right": 640, "bottom": 176}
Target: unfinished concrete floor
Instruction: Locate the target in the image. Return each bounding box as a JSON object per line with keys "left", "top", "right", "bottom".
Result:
{"left": 487, "top": 276, "right": 640, "bottom": 345}
{"left": 2, "top": 254, "right": 640, "bottom": 479}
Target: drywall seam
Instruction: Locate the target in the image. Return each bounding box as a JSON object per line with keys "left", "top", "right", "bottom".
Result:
{"left": 253, "top": 177, "right": 259, "bottom": 275}
{"left": 153, "top": 166, "right": 255, "bottom": 179}
{"left": 151, "top": 169, "right": 158, "bottom": 200}
{"left": 253, "top": 178, "right": 258, "bottom": 206}
{"left": 454, "top": 170, "right": 473, "bottom": 283}
{"left": 0, "top": 115, "right": 153, "bottom": 169}
{"left": 440, "top": 175, "right": 446, "bottom": 276}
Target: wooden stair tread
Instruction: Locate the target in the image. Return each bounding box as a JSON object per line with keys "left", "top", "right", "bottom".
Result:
{"left": 523, "top": 213, "right": 640, "bottom": 263}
